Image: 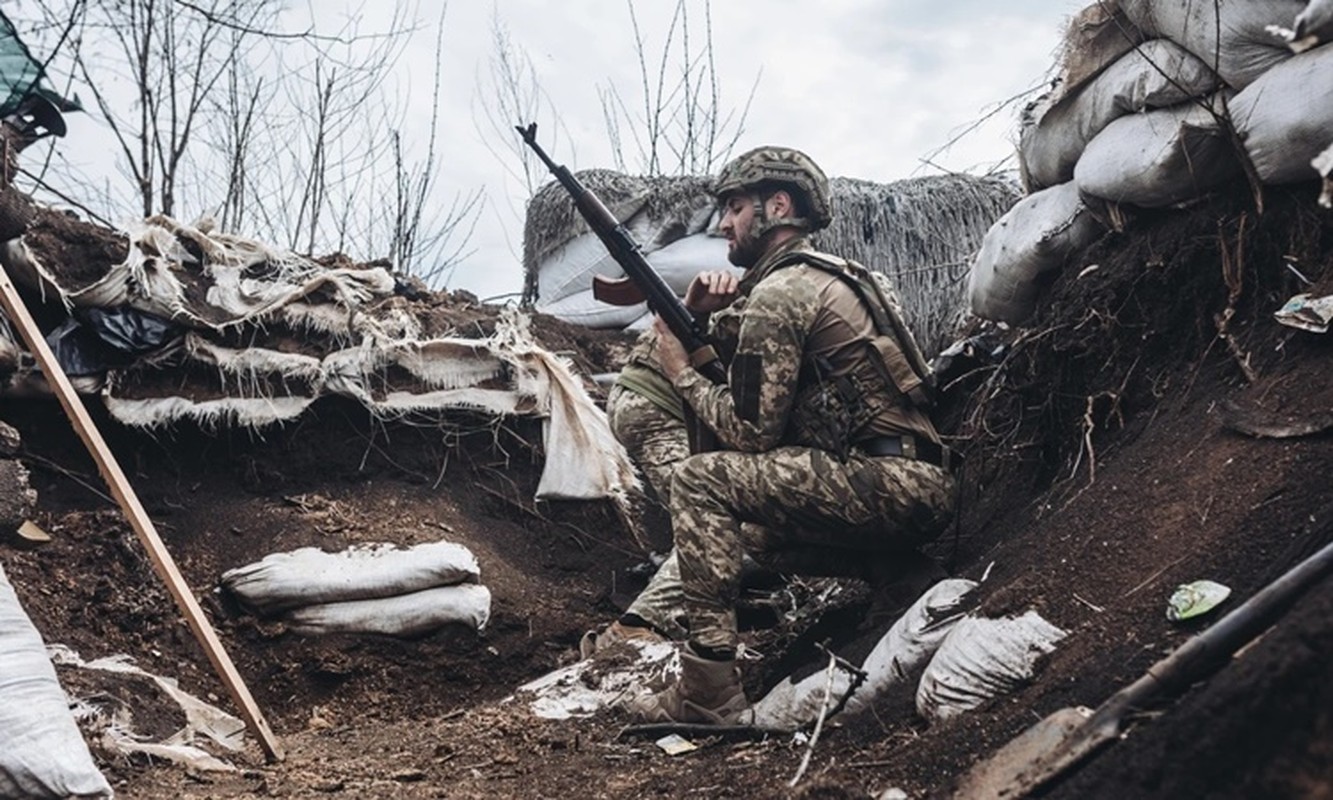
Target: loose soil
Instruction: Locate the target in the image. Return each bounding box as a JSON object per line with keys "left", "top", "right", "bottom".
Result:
{"left": 1, "top": 183, "right": 1330, "bottom": 798}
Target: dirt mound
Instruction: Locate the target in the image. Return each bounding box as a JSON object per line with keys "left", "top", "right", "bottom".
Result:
{"left": 2, "top": 183, "right": 1331, "bottom": 798}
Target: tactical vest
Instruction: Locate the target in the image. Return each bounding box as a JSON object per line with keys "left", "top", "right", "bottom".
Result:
{"left": 769, "top": 249, "right": 939, "bottom": 456}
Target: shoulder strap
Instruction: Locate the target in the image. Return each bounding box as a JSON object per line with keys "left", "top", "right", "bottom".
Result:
{"left": 771, "top": 250, "right": 936, "bottom": 407}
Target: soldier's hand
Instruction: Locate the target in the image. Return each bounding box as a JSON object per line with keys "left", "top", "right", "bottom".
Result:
{"left": 651, "top": 317, "right": 689, "bottom": 380}
{"left": 684, "top": 270, "right": 739, "bottom": 314}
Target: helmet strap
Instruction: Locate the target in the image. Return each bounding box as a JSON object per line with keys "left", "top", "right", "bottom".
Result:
{"left": 751, "top": 188, "right": 810, "bottom": 237}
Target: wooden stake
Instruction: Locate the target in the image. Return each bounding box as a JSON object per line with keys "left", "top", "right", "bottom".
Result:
{"left": 0, "top": 264, "right": 284, "bottom": 763}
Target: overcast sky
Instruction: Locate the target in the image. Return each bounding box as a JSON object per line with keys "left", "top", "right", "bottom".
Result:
{"left": 421, "top": 0, "right": 1088, "bottom": 300}
{"left": 51, "top": 1, "right": 1089, "bottom": 301}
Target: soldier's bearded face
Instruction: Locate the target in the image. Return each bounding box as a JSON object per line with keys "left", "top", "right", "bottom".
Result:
{"left": 720, "top": 193, "right": 764, "bottom": 268}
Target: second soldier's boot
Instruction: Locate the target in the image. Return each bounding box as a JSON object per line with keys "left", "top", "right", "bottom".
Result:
{"left": 579, "top": 618, "right": 666, "bottom": 658}
{"left": 630, "top": 643, "right": 752, "bottom": 725}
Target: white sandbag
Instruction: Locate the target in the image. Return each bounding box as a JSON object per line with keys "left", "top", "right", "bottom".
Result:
{"left": 751, "top": 579, "right": 978, "bottom": 731}
{"left": 1074, "top": 92, "right": 1239, "bottom": 208}
{"left": 535, "top": 213, "right": 656, "bottom": 304}
{"left": 643, "top": 233, "right": 734, "bottom": 295}
{"left": 915, "top": 611, "right": 1067, "bottom": 722}
{"left": 1120, "top": 0, "right": 1305, "bottom": 89}
{"left": 285, "top": 583, "right": 491, "bottom": 637}
{"left": 221, "top": 541, "right": 480, "bottom": 616}
{"left": 967, "top": 183, "right": 1104, "bottom": 325}
{"left": 1231, "top": 44, "right": 1333, "bottom": 185}
{"left": 1021, "top": 40, "right": 1220, "bottom": 189}
{"left": 535, "top": 289, "right": 648, "bottom": 329}
{"left": 0, "top": 564, "right": 113, "bottom": 799}
{"left": 625, "top": 310, "right": 655, "bottom": 331}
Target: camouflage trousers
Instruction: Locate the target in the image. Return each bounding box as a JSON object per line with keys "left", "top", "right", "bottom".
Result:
{"left": 607, "top": 383, "right": 692, "bottom": 638}
{"left": 670, "top": 446, "right": 956, "bottom": 653}
{"left": 607, "top": 383, "right": 689, "bottom": 506}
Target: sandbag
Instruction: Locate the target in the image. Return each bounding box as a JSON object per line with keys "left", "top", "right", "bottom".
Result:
{"left": 643, "top": 232, "right": 734, "bottom": 295}
{"left": 1074, "top": 92, "right": 1239, "bottom": 208}
{"left": 915, "top": 611, "right": 1067, "bottom": 721}
{"left": 534, "top": 213, "right": 657, "bottom": 304}
{"left": 1119, "top": 0, "right": 1305, "bottom": 88}
{"left": 0, "top": 563, "right": 113, "bottom": 799}
{"left": 967, "top": 182, "right": 1104, "bottom": 325}
{"left": 535, "top": 289, "right": 648, "bottom": 330}
{"left": 751, "top": 579, "right": 978, "bottom": 731}
{"left": 1052, "top": 1, "right": 1148, "bottom": 101}
{"left": 1021, "top": 39, "right": 1221, "bottom": 189}
{"left": 221, "top": 541, "right": 480, "bottom": 616}
{"left": 1231, "top": 43, "right": 1333, "bottom": 185}
{"left": 285, "top": 583, "right": 492, "bottom": 637}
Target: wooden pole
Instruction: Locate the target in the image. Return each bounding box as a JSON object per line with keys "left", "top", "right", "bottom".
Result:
{"left": 0, "top": 264, "right": 284, "bottom": 763}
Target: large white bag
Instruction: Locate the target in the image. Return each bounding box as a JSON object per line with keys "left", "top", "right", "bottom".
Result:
{"left": 0, "top": 563, "right": 112, "bottom": 799}
{"left": 1021, "top": 39, "right": 1220, "bottom": 189}
{"left": 285, "top": 583, "right": 492, "bottom": 637}
{"left": 643, "top": 232, "right": 734, "bottom": 295}
{"left": 221, "top": 541, "right": 480, "bottom": 616}
{"left": 751, "top": 579, "right": 978, "bottom": 731}
{"left": 1074, "top": 92, "right": 1239, "bottom": 208}
{"left": 915, "top": 611, "right": 1067, "bottom": 721}
{"left": 1119, "top": 0, "right": 1305, "bottom": 89}
{"left": 535, "top": 215, "right": 658, "bottom": 305}
{"left": 535, "top": 289, "right": 649, "bottom": 330}
{"left": 1231, "top": 43, "right": 1333, "bottom": 185}
{"left": 967, "top": 183, "right": 1104, "bottom": 325}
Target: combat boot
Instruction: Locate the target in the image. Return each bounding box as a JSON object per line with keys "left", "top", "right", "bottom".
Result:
{"left": 630, "top": 644, "right": 752, "bottom": 725}
{"left": 579, "top": 619, "right": 666, "bottom": 658}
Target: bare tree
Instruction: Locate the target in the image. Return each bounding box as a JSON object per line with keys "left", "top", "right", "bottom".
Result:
{"left": 599, "top": 0, "right": 757, "bottom": 176}
{"left": 473, "top": 9, "right": 566, "bottom": 201}
{"left": 10, "top": 0, "right": 480, "bottom": 286}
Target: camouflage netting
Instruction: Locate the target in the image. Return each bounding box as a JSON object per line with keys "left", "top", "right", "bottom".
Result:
{"left": 815, "top": 174, "right": 1021, "bottom": 354}
{"left": 524, "top": 168, "right": 1020, "bottom": 356}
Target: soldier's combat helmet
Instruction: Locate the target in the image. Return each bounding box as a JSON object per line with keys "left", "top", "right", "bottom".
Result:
{"left": 712, "top": 146, "right": 832, "bottom": 232}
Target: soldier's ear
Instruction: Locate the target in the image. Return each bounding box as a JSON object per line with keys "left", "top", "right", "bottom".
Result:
{"left": 767, "top": 189, "right": 793, "bottom": 218}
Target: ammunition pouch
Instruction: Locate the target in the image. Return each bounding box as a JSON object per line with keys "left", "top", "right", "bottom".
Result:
{"left": 788, "top": 356, "right": 877, "bottom": 461}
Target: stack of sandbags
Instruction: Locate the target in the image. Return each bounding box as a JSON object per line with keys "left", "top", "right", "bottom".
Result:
{"left": 750, "top": 579, "right": 978, "bottom": 731}
{"left": 220, "top": 541, "right": 491, "bottom": 637}
{"left": 973, "top": 0, "right": 1333, "bottom": 324}
{"left": 745, "top": 578, "right": 1069, "bottom": 731}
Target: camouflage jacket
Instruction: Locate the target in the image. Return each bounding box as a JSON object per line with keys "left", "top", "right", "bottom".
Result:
{"left": 672, "top": 236, "right": 939, "bottom": 453}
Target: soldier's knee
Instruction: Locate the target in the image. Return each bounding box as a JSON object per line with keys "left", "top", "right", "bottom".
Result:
{"left": 671, "top": 452, "right": 730, "bottom": 500}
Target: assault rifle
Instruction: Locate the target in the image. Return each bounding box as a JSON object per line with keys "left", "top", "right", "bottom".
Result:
{"left": 516, "top": 122, "right": 727, "bottom": 386}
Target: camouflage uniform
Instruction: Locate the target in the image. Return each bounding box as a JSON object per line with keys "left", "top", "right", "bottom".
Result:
{"left": 608, "top": 318, "right": 755, "bottom": 639}
{"left": 668, "top": 236, "right": 956, "bottom": 654}
{"left": 605, "top": 344, "right": 692, "bottom": 639}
